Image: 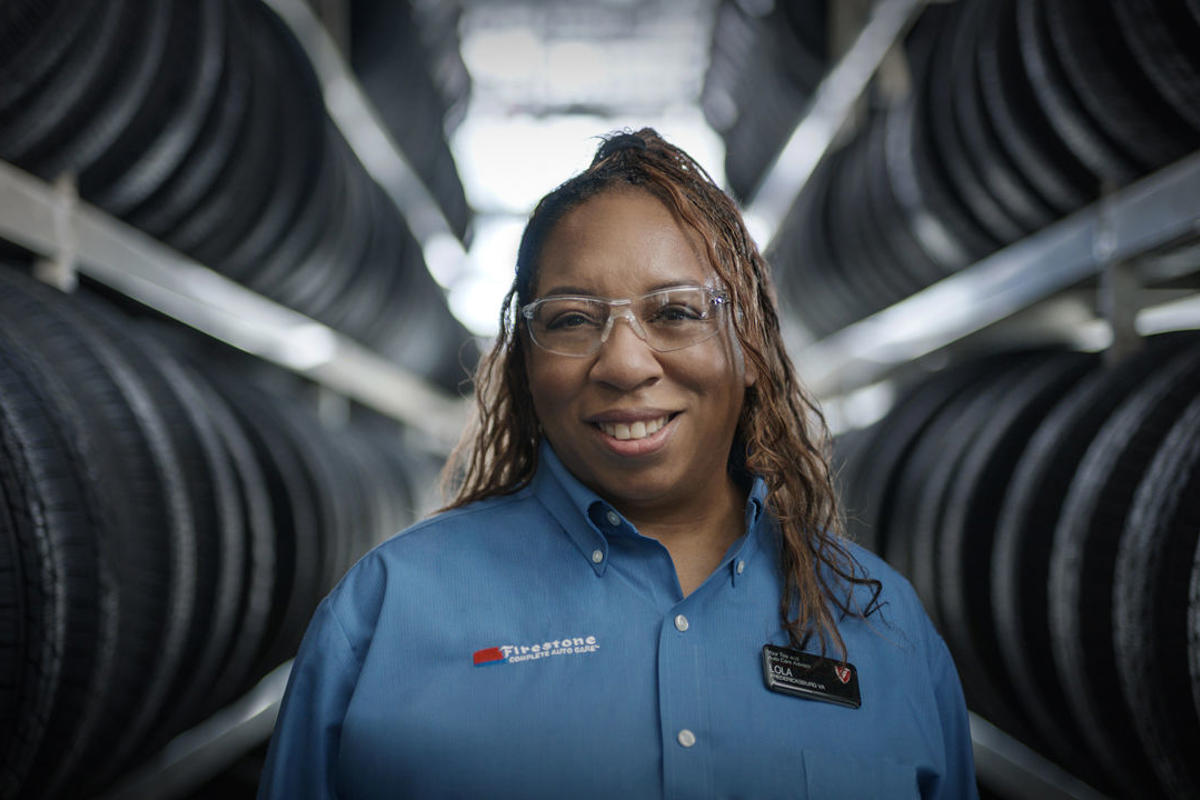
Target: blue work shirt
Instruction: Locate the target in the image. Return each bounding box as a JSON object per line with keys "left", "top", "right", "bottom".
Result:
{"left": 259, "top": 443, "right": 977, "bottom": 799}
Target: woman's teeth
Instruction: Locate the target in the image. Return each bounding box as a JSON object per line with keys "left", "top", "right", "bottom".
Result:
{"left": 598, "top": 416, "right": 669, "bottom": 440}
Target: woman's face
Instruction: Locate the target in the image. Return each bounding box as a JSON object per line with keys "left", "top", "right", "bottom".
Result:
{"left": 525, "top": 187, "right": 756, "bottom": 516}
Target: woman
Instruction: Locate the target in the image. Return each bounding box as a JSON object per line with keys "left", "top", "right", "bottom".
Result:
{"left": 259, "top": 129, "right": 977, "bottom": 798}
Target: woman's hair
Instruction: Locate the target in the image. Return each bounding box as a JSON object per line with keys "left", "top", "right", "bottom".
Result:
{"left": 442, "top": 128, "right": 881, "bottom": 658}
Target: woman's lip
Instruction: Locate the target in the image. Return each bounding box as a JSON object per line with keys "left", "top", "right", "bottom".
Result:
{"left": 585, "top": 409, "right": 677, "bottom": 425}
{"left": 590, "top": 413, "right": 678, "bottom": 456}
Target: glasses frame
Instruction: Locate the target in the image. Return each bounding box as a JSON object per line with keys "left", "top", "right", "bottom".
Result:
{"left": 519, "top": 286, "right": 730, "bottom": 358}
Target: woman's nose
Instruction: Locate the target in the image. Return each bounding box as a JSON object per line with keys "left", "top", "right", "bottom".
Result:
{"left": 589, "top": 314, "right": 662, "bottom": 390}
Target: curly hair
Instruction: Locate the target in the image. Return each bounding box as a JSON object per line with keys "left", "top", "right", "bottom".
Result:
{"left": 442, "top": 128, "right": 880, "bottom": 658}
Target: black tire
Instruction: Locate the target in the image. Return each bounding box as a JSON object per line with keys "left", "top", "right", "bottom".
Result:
{"left": 1110, "top": 0, "right": 1200, "bottom": 135}
{"left": 88, "top": 0, "right": 229, "bottom": 217}
{"left": 844, "top": 355, "right": 1014, "bottom": 557}
{"left": 215, "top": 0, "right": 326, "bottom": 281}
{"left": 198, "top": 374, "right": 324, "bottom": 677}
{"left": 31, "top": 3, "right": 172, "bottom": 183}
{"left": 991, "top": 333, "right": 1197, "bottom": 788}
{"left": 122, "top": 336, "right": 247, "bottom": 749}
{"left": 884, "top": 362, "right": 1009, "bottom": 591}
{"left": 125, "top": 4, "right": 252, "bottom": 239}
{"left": 163, "top": 1, "right": 283, "bottom": 270}
{"left": 1047, "top": 0, "right": 1198, "bottom": 174}
{"left": 0, "top": 273, "right": 197, "bottom": 796}
{"left": 1113, "top": 392, "right": 1200, "bottom": 799}
{"left": 0, "top": 0, "right": 103, "bottom": 117}
{"left": 1016, "top": 0, "right": 1141, "bottom": 186}
{"left": 929, "top": 2, "right": 1025, "bottom": 245}
{"left": 0, "top": 327, "right": 116, "bottom": 800}
{"left": 888, "top": 7, "right": 997, "bottom": 272}
{"left": 833, "top": 126, "right": 914, "bottom": 313}
{"left": 320, "top": 182, "right": 403, "bottom": 339}
{"left": 976, "top": 0, "right": 1097, "bottom": 216}
{"left": 768, "top": 173, "right": 840, "bottom": 337}
{"left": 801, "top": 147, "right": 863, "bottom": 333}
{"left": 936, "top": 352, "right": 1096, "bottom": 744}
{"left": 241, "top": 120, "right": 339, "bottom": 291}
{"left": 1048, "top": 343, "right": 1200, "bottom": 796}
{"left": 176, "top": 366, "right": 277, "bottom": 710}
{"left": 278, "top": 151, "right": 376, "bottom": 324}
{"left": 954, "top": 0, "right": 1056, "bottom": 235}
{"left": 862, "top": 116, "right": 947, "bottom": 291}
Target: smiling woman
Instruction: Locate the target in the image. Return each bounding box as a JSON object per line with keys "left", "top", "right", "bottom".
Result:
{"left": 258, "top": 129, "right": 979, "bottom": 800}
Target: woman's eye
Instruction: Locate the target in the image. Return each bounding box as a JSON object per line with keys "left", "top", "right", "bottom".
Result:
{"left": 546, "top": 311, "right": 600, "bottom": 330}
{"left": 653, "top": 304, "right": 703, "bottom": 323}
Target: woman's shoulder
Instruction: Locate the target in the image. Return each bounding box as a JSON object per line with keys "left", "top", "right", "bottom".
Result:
{"left": 837, "top": 539, "right": 939, "bottom": 645}
{"left": 321, "top": 487, "right": 549, "bottom": 622}
{"left": 376, "top": 484, "right": 543, "bottom": 553}
{"left": 334, "top": 486, "right": 552, "bottom": 587}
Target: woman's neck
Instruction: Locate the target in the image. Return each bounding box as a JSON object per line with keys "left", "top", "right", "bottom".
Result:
{"left": 621, "top": 475, "right": 748, "bottom": 597}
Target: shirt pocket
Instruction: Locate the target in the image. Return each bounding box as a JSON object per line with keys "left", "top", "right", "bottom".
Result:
{"left": 802, "top": 749, "right": 921, "bottom": 799}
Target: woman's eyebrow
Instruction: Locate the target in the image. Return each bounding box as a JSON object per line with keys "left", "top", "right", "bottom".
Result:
{"left": 539, "top": 286, "right": 596, "bottom": 298}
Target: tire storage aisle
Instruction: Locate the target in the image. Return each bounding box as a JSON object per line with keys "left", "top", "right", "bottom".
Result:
{"left": 708, "top": 0, "right": 1200, "bottom": 798}
{"left": 0, "top": 1, "right": 469, "bottom": 798}
{"left": 0, "top": 265, "right": 437, "bottom": 798}
{"left": 0, "top": 0, "right": 474, "bottom": 392}
{"left": 707, "top": 0, "right": 1200, "bottom": 338}
{"left": 835, "top": 335, "right": 1200, "bottom": 798}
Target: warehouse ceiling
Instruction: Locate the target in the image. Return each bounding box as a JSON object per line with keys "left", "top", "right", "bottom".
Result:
{"left": 430, "top": 0, "right": 726, "bottom": 335}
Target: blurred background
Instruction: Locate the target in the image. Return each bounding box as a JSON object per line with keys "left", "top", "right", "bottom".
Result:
{"left": 1, "top": 0, "right": 1198, "bottom": 797}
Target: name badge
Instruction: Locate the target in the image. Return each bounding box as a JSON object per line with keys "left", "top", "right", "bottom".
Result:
{"left": 762, "top": 644, "right": 861, "bottom": 709}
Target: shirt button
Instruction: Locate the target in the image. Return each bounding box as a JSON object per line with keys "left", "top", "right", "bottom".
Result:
{"left": 736, "top": 560, "right": 745, "bottom": 574}
{"left": 674, "top": 614, "right": 689, "bottom": 632}
{"left": 591, "top": 549, "right": 604, "bottom": 564}
{"left": 605, "top": 510, "right": 620, "bottom": 527}
{"left": 677, "top": 729, "right": 696, "bottom": 748}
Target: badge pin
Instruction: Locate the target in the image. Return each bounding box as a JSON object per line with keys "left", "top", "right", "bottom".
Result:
{"left": 761, "top": 644, "right": 862, "bottom": 709}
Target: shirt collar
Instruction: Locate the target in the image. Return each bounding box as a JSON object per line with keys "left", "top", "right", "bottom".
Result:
{"left": 530, "top": 440, "right": 772, "bottom": 585}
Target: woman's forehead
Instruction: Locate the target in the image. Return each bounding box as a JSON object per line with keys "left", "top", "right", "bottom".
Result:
{"left": 534, "top": 188, "right": 715, "bottom": 295}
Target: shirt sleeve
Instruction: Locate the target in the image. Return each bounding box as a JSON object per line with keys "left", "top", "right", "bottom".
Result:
{"left": 923, "top": 627, "right": 980, "bottom": 800}
{"left": 257, "top": 597, "right": 363, "bottom": 800}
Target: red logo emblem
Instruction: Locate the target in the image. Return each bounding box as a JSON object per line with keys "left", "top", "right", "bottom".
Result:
{"left": 834, "top": 665, "right": 852, "bottom": 684}
{"left": 473, "top": 647, "right": 506, "bottom": 667}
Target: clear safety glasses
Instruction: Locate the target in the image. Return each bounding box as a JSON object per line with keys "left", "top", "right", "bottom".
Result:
{"left": 520, "top": 286, "right": 729, "bottom": 357}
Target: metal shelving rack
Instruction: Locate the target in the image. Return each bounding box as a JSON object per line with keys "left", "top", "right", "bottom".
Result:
{"left": 743, "top": 1, "right": 1198, "bottom": 797}
{"left": 0, "top": 160, "right": 467, "bottom": 447}
{"left": 796, "top": 150, "right": 1200, "bottom": 399}
{"left": 0, "top": 1, "right": 473, "bottom": 795}
{"left": 3, "top": 0, "right": 1192, "bottom": 795}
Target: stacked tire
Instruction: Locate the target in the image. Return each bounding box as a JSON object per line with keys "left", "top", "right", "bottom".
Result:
{"left": 835, "top": 332, "right": 1200, "bottom": 798}
{"left": 701, "top": 0, "right": 828, "bottom": 202}
{"left": 0, "top": 265, "right": 430, "bottom": 799}
{"left": 0, "top": 0, "right": 475, "bottom": 392}
{"left": 768, "top": 0, "right": 1200, "bottom": 338}
{"left": 351, "top": 0, "right": 473, "bottom": 244}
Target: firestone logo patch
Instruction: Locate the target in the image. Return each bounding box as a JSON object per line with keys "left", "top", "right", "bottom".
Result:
{"left": 473, "top": 635, "right": 600, "bottom": 666}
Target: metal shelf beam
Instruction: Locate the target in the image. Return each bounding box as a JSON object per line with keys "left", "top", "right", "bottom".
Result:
{"left": 263, "top": 0, "right": 469, "bottom": 282}
{"left": 746, "top": 0, "right": 927, "bottom": 246}
{"left": 99, "top": 662, "right": 292, "bottom": 800}
{"left": 0, "top": 160, "right": 467, "bottom": 447}
{"left": 970, "top": 713, "right": 1110, "bottom": 800}
{"left": 797, "top": 150, "right": 1200, "bottom": 398}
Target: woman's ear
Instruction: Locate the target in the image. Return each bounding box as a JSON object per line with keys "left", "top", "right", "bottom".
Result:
{"left": 744, "top": 363, "right": 757, "bottom": 388}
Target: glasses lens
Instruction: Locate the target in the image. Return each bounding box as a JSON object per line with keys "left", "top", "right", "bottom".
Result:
{"left": 528, "top": 297, "right": 607, "bottom": 355}
{"left": 525, "top": 289, "right": 723, "bottom": 355}
{"left": 637, "top": 288, "right": 721, "bottom": 351}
